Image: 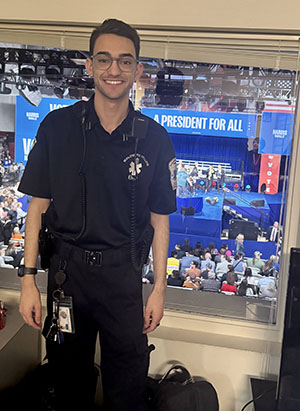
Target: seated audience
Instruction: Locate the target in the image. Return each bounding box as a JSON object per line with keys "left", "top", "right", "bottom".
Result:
{"left": 11, "top": 226, "right": 22, "bottom": 246}
{"left": 183, "top": 269, "right": 201, "bottom": 290}
{"left": 246, "top": 251, "right": 264, "bottom": 272}
{"left": 215, "top": 254, "right": 230, "bottom": 278}
{"left": 201, "top": 252, "right": 215, "bottom": 271}
{"left": 167, "top": 270, "right": 184, "bottom": 287}
{"left": 181, "top": 238, "right": 193, "bottom": 253}
{"left": 222, "top": 243, "right": 232, "bottom": 258}
{"left": 220, "top": 264, "right": 238, "bottom": 286}
{"left": 221, "top": 271, "right": 237, "bottom": 294}
{"left": 214, "top": 247, "right": 226, "bottom": 264}
{"left": 232, "top": 253, "right": 245, "bottom": 274}
{"left": 180, "top": 251, "right": 200, "bottom": 275}
{"left": 201, "top": 262, "right": 214, "bottom": 280}
{"left": 167, "top": 251, "right": 180, "bottom": 276}
{"left": 184, "top": 261, "right": 201, "bottom": 279}
{"left": 171, "top": 243, "right": 185, "bottom": 259}
{"left": 258, "top": 271, "right": 277, "bottom": 299}
{"left": 238, "top": 267, "right": 257, "bottom": 296}
{"left": 261, "top": 258, "right": 274, "bottom": 277}
{"left": 193, "top": 241, "right": 203, "bottom": 258}
{"left": 200, "top": 271, "right": 221, "bottom": 293}
{"left": 5, "top": 239, "right": 17, "bottom": 260}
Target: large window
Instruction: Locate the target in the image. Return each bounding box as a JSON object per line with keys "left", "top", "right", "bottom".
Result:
{"left": 0, "top": 39, "right": 299, "bottom": 323}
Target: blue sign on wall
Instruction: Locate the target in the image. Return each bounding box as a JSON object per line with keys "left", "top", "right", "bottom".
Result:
{"left": 259, "top": 111, "right": 293, "bottom": 156}
{"left": 15, "top": 96, "right": 78, "bottom": 163}
{"left": 141, "top": 108, "right": 257, "bottom": 138}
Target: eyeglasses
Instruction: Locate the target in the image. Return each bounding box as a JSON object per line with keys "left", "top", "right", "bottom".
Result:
{"left": 91, "top": 53, "right": 138, "bottom": 72}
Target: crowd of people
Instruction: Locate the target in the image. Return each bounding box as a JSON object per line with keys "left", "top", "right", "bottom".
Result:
{"left": 142, "top": 238, "right": 279, "bottom": 300}
{"left": 0, "top": 183, "right": 28, "bottom": 269}
{"left": 176, "top": 160, "right": 226, "bottom": 197}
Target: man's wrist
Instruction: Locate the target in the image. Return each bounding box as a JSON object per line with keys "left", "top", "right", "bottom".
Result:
{"left": 18, "top": 265, "right": 38, "bottom": 277}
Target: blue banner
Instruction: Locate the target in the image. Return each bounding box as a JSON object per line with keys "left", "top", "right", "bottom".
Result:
{"left": 259, "top": 111, "right": 293, "bottom": 156}
{"left": 141, "top": 108, "right": 257, "bottom": 138}
{"left": 15, "top": 96, "right": 78, "bottom": 163}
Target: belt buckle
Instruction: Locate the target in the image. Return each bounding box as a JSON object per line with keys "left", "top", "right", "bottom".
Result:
{"left": 85, "top": 250, "right": 102, "bottom": 267}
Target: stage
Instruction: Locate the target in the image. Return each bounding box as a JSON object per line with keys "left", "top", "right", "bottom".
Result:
{"left": 169, "top": 189, "right": 283, "bottom": 259}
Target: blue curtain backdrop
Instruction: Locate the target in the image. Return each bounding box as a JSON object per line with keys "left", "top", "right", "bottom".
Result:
{"left": 169, "top": 133, "right": 248, "bottom": 171}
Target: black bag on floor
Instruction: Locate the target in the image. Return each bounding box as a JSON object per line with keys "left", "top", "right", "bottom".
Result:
{"left": 147, "top": 364, "right": 219, "bottom": 411}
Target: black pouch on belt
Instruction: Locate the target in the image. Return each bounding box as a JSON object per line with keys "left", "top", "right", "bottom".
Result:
{"left": 38, "top": 213, "right": 54, "bottom": 270}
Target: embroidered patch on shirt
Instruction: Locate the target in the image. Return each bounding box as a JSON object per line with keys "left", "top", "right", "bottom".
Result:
{"left": 169, "top": 158, "right": 177, "bottom": 190}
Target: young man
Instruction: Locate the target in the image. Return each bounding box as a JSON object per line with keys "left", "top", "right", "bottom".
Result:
{"left": 18, "top": 19, "right": 177, "bottom": 411}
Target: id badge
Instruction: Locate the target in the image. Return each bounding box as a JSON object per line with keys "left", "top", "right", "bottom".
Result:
{"left": 53, "top": 296, "right": 75, "bottom": 334}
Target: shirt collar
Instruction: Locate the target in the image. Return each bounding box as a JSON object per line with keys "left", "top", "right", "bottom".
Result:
{"left": 87, "top": 94, "right": 135, "bottom": 135}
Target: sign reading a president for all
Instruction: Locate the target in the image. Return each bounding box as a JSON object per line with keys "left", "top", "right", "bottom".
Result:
{"left": 141, "top": 108, "right": 257, "bottom": 138}
{"left": 15, "top": 96, "right": 78, "bottom": 163}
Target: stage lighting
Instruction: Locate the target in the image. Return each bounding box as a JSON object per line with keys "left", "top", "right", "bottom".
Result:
{"left": 200, "top": 180, "right": 205, "bottom": 191}
{"left": 234, "top": 184, "right": 239, "bottom": 192}
{"left": 212, "top": 182, "right": 217, "bottom": 190}
{"left": 19, "top": 84, "right": 42, "bottom": 106}
{"left": 205, "top": 197, "right": 219, "bottom": 206}
{"left": 245, "top": 184, "right": 251, "bottom": 192}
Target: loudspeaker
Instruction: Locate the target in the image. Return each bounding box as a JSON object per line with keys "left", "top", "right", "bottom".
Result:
{"left": 180, "top": 206, "right": 195, "bottom": 216}
{"left": 224, "top": 198, "right": 236, "bottom": 206}
{"left": 276, "top": 247, "right": 300, "bottom": 410}
{"left": 250, "top": 199, "right": 265, "bottom": 207}
{"left": 228, "top": 219, "right": 259, "bottom": 240}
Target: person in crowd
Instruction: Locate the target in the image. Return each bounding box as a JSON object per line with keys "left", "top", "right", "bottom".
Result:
{"left": 246, "top": 251, "right": 264, "bottom": 272}
{"left": 183, "top": 269, "right": 201, "bottom": 290}
{"left": 201, "top": 251, "right": 216, "bottom": 271}
{"left": 201, "top": 262, "right": 214, "bottom": 280}
{"left": 267, "top": 221, "right": 281, "bottom": 242}
{"left": 232, "top": 252, "right": 245, "bottom": 275}
{"left": 200, "top": 270, "right": 221, "bottom": 293}
{"left": 18, "top": 19, "right": 177, "bottom": 411}
{"left": 16, "top": 202, "right": 27, "bottom": 229}
{"left": 166, "top": 251, "right": 180, "bottom": 276}
{"left": 216, "top": 164, "right": 225, "bottom": 193}
{"left": 238, "top": 267, "right": 257, "bottom": 296}
{"left": 189, "top": 162, "right": 199, "bottom": 177}
{"left": 181, "top": 237, "right": 193, "bottom": 253}
{"left": 0, "top": 248, "right": 14, "bottom": 268}
{"left": 261, "top": 258, "right": 274, "bottom": 277}
{"left": 193, "top": 241, "right": 203, "bottom": 258}
{"left": 184, "top": 260, "right": 201, "bottom": 279}
{"left": 235, "top": 234, "right": 245, "bottom": 257}
{"left": 177, "top": 166, "right": 189, "bottom": 197}
{"left": 5, "top": 239, "right": 17, "bottom": 260}
{"left": 171, "top": 243, "right": 185, "bottom": 259}
{"left": 258, "top": 272, "right": 277, "bottom": 299}
{"left": 185, "top": 175, "right": 195, "bottom": 195}
{"left": 270, "top": 255, "right": 280, "bottom": 277}
{"left": 222, "top": 243, "right": 232, "bottom": 258}
{"left": 11, "top": 226, "right": 22, "bottom": 246}
{"left": 214, "top": 247, "right": 226, "bottom": 264}
{"left": 205, "top": 165, "right": 215, "bottom": 192}
{"left": 220, "top": 264, "right": 239, "bottom": 286}
{"left": 167, "top": 270, "right": 184, "bottom": 287}
{"left": 221, "top": 271, "right": 237, "bottom": 294}
{"left": 215, "top": 254, "right": 230, "bottom": 279}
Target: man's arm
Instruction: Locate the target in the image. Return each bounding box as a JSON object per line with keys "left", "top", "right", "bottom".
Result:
{"left": 19, "top": 197, "right": 50, "bottom": 330}
{"left": 143, "top": 212, "right": 169, "bottom": 334}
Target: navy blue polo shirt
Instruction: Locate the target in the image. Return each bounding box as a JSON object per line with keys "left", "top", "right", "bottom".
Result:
{"left": 19, "top": 96, "right": 177, "bottom": 250}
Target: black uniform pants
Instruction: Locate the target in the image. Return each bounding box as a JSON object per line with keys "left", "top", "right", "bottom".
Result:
{"left": 43, "top": 242, "right": 151, "bottom": 411}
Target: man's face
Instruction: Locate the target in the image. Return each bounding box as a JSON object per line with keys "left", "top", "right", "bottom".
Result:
{"left": 274, "top": 221, "right": 279, "bottom": 228}
{"left": 86, "top": 33, "right": 143, "bottom": 102}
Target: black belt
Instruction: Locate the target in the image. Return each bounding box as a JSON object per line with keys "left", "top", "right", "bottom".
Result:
{"left": 53, "top": 239, "right": 134, "bottom": 267}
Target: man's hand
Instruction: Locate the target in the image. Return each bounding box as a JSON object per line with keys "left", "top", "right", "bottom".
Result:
{"left": 143, "top": 288, "right": 165, "bottom": 334}
{"left": 19, "top": 278, "right": 42, "bottom": 330}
